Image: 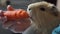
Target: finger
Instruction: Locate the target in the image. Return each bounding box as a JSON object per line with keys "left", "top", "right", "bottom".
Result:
{"left": 1, "top": 16, "right": 7, "bottom": 23}
{"left": 0, "top": 10, "right": 4, "bottom": 16}
{"left": 2, "top": 20, "right": 16, "bottom": 29}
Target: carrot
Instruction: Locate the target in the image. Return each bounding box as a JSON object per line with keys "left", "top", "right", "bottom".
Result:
{"left": 3, "top": 9, "right": 29, "bottom": 20}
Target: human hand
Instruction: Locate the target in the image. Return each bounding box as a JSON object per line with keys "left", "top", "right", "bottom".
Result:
{"left": 2, "top": 18, "right": 31, "bottom": 33}
{"left": 0, "top": 10, "right": 7, "bottom": 23}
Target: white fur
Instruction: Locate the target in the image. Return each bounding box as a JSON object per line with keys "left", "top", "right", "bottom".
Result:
{"left": 26, "top": 1, "right": 60, "bottom": 34}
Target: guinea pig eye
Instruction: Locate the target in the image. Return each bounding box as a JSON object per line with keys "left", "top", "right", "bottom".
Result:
{"left": 40, "top": 7, "right": 45, "bottom": 11}
{"left": 29, "top": 8, "right": 31, "bottom": 11}
{"left": 29, "top": 8, "right": 32, "bottom": 12}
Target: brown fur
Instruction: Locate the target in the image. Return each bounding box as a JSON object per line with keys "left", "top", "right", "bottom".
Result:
{"left": 27, "top": 1, "right": 60, "bottom": 34}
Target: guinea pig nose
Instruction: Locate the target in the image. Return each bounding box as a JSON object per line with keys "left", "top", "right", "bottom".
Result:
{"left": 52, "top": 6, "right": 56, "bottom": 9}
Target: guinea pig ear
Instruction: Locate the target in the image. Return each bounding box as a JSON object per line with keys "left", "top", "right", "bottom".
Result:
{"left": 7, "top": 5, "right": 14, "bottom": 11}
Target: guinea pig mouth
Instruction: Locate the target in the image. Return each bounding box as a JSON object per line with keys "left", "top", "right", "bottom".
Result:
{"left": 30, "top": 17, "right": 33, "bottom": 20}
{"left": 30, "top": 16, "right": 35, "bottom": 21}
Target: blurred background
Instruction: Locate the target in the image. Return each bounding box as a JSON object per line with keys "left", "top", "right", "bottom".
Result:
{"left": 0, "top": 0, "right": 58, "bottom": 10}
{"left": 0, "top": 0, "right": 59, "bottom": 34}
{"left": 0, "top": 0, "right": 43, "bottom": 10}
